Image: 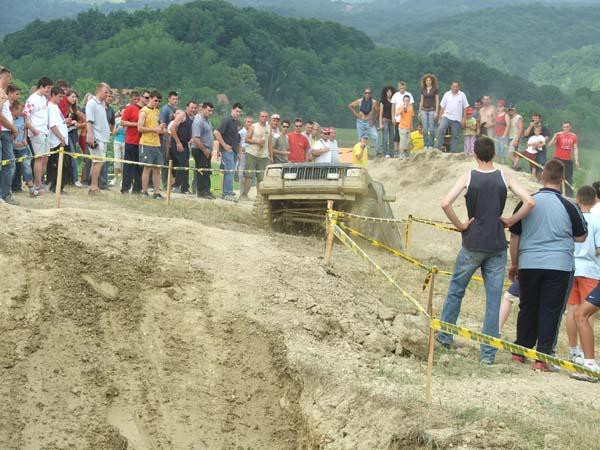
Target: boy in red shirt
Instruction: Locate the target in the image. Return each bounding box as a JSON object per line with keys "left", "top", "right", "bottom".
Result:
{"left": 548, "top": 121, "right": 579, "bottom": 197}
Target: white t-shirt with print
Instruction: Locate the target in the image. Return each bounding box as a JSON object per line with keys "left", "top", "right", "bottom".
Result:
{"left": 47, "top": 103, "right": 68, "bottom": 149}
{"left": 25, "top": 92, "right": 49, "bottom": 135}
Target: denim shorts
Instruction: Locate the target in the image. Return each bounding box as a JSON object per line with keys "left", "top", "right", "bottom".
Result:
{"left": 587, "top": 283, "right": 600, "bottom": 308}
{"left": 140, "top": 145, "right": 164, "bottom": 166}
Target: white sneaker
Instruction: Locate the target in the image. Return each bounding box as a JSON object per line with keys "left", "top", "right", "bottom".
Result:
{"left": 74, "top": 181, "right": 83, "bottom": 188}
{"left": 571, "top": 355, "right": 584, "bottom": 366}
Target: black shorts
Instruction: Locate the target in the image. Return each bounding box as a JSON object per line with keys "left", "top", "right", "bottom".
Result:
{"left": 587, "top": 283, "right": 600, "bottom": 308}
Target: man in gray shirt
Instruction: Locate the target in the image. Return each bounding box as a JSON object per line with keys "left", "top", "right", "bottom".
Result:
{"left": 509, "top": 159, "right": 588, "bottom": 371}
{"left": 190, "top": 102, "right": 215, "bottom": 199}
{"left": 85, "top": 82, "right": 111, "bottom": 194}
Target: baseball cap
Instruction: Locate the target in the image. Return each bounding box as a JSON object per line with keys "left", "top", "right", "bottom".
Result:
{"left": 322, "top": 127, "right": 332, "bottom": 135}
{"left": 497, "top": 99, "right": 506, "bottom": 106}
{"left": 271, "top": 113, "right": 280, "bottom": 119}
{"left": 360, "top": 135, "right": 369, "bottom": 140}
{"left": 508, "top": 104, "right": 516, "bottom": 110}
{"left": 466, "top": 107, "right": 474, "bottom": 114}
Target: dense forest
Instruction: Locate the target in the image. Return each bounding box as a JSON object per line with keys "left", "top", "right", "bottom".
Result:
{"left": 375, "top": 4, "right": 600, "bottom": 81}
{"left": 2, "top": 0, "right": 600, "bottom": 149}
{"left": 529, "top": 44, "right": 600, "bottom": 92}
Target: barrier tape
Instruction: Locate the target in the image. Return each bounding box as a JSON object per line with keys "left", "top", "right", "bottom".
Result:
{"left": 332, "top": 223, "right": 429, "bottom": 316}
{"left": 1, "top": 149, "right": 61, "bottom": 166}
{"left": 337, "top": 222, "right": 511, "bottom": 289}
{"left": 512, "top": 150, "right": 574, "bottom": 191}
{"left": 333, "top": 210, "right": 408, "bottom": 224}
{"left": 63, "top": 150, "right": 271, "bottom": 174}
{"left": 410, "top": 216, "right": 459, "bottom": 233}
{"left": 431, "top": 319, "right": 600, "bottom": 380}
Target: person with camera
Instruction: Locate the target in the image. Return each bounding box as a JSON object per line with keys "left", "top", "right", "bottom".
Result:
{"left": 85, "top": 82, "right": 111, "bottom": 195}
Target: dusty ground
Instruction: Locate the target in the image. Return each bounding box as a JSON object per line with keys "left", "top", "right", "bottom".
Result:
{"left": 1, "top": 153, "right": 599, "bottom": 450}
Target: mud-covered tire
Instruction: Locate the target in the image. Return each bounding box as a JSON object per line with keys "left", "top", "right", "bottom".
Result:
{"left": 254, "top": 194, "right": 272, "bottom": 230}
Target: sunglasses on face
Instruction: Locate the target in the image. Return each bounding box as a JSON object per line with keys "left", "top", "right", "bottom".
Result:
{"left": 282, "top": 125, "right": 289, "bottom": 128}
{"left": 364, "top": 92, "right": 371, "bottom": 95}
{"left": 143, "top": 96, "right": 150, "bottom": 99}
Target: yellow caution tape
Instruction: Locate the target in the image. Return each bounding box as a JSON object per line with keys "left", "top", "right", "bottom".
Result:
{"left": 410, "top": 216, "right": 459, "bottom": 233}
{"left": 332, "top": 210, "right": 407, "bottom": 224}
{"left": 64, "top": 150, "right": 267, "bottom": 173}
{"left": 431, "top": 319, "right": 600, "bottom": 380}
{"left": 337, "top": 222, "right": 511, "bottom": 288}
{"left": 1, "top": 149, "right": 61, "bottom": 166}
{"left": 332, "top": 224, "right": 429, "bottom": 317}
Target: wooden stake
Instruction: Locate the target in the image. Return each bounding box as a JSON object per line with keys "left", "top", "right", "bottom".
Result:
{"left": 166, "top": 159, "right": 173, "bottom": 205}
{"left": 325, "top": 200, "right": 335, "bottom": 265}
{"left": 425, "top": 267, "right": 437, "bottom": 403}
{"left": 404, "top": 215, "right": 412, "bottom": 250}
{"left": 55, "top": 147, "right": 64, "bottom": 209}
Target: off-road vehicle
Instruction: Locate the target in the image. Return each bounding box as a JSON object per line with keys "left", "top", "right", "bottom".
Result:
{"left": 254, "top": 163, "right": 402, "bottom": 248}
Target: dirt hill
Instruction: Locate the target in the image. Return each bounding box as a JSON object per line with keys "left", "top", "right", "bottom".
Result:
{"left": 0, "top": 154, "right": 597, "bottom": 450}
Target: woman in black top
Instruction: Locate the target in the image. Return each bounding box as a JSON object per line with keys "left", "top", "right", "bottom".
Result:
{"left": 379, "top": 85, "right": 395, "bottom": 158}
{"left": 419, "top": 74, "right": 439, "bottom": 150}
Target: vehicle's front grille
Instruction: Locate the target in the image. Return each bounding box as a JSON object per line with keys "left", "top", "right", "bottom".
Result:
{"left": 282, "top": 166, "right": 345, "bottom": 181}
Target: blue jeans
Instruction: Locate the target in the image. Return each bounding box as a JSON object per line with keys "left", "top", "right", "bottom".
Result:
{"left": 436, "top": 247, "right": 507, "bottom": 362}
{"left": 221, "top": 150, "right": 237, "bottom": 196}
{"left": 436, "top": 117, "right": 461, "bottom": 153}
{"left": 356, "top": 119, "right": 379, "bottom": 154}
{"left": 14, "top": 147, "right": 33, "bottom": 183}
{"left": 494, "top": 137, "right": 509, "bottom": 160}
{"left": 0, "top": 131, "right": 15, "bottom": 200}
{"left": 382, "top": 121, "right": 395, "bottom": 156}
{"left": 68, "top": 131, "right": 80, "bottom": 183}
{"left": 420, "top": 110, "right": 436, "bottom": 148}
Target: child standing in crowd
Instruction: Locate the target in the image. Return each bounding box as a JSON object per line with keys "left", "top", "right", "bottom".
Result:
{"left": 352, "top": 135, "right": 369, "bottom": 167}
{"left": 395, "top": 95, "right": 413, "bottom": 160}
{"left": 463, "top": 107, "right": 477, "bottom": 156}
{"left": 565, "top": 186, "right": 600, "bottom": 364}
{"left": 10, "top": 100, "right": 37, "bottom": 196}
{"left": 525, "top": 125, "right": 545, "bottom": 179}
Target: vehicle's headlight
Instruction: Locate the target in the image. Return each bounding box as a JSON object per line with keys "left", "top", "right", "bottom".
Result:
{"left": 283, "top": 172, "right": 297, "bottom": 180}
{"left": 267, "top": 168, "right": 282, "bottom": 177}
{"left": 346, "top": 168, "right": 362, "bottom": 177}
{"left": 326, "top": 173, "right": 340, "bottom": 180}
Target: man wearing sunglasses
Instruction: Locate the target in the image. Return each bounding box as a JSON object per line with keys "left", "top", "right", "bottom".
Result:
{"left": 348, "top": 87, "right": 379, "bottom": 154}
{"left": 288, "top": 118, "right": 310, "bottom": 163}
{"left": 120, "top": 90, "right": 148, "bottom": 194}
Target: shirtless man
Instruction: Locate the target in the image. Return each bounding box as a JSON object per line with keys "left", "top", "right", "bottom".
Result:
{"left": 478, "top": 95, "right": 496, "bottom": 137}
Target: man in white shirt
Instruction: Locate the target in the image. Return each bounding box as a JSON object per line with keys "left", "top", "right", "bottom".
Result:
{"left": 0, "top": 67, "right": 18, "bottom": 203}
{"left": 47, "top": 86, "right": 69, "bottom": 193}
{"left": 436, "top": 81, "right": 469, "bottom": 153}
{"left": 390, "top": 81, "right": 414, "bottom": 153}
{"left": 311, "top": 128, "right": 339, "bottom": 163}
{"left": 24, "top": 77, "right": 54, "bottom": 193}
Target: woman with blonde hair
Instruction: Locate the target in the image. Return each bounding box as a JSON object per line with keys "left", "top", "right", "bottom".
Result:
{"left": 419, "top": 73, "right": 439, "bottom": 150}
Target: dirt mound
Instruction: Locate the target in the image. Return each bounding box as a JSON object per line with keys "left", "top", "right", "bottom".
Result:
{"left": 0, "top": 157, "right": 598, "bottom": 450}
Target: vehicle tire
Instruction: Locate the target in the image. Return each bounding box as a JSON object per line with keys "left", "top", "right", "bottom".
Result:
{"left": 254, "top": 194, "right": 272, "bottom": 230}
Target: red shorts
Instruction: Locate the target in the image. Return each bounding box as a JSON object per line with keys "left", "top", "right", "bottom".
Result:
{"left": 568, "top": 277, "right": 600, "bottom": 305}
